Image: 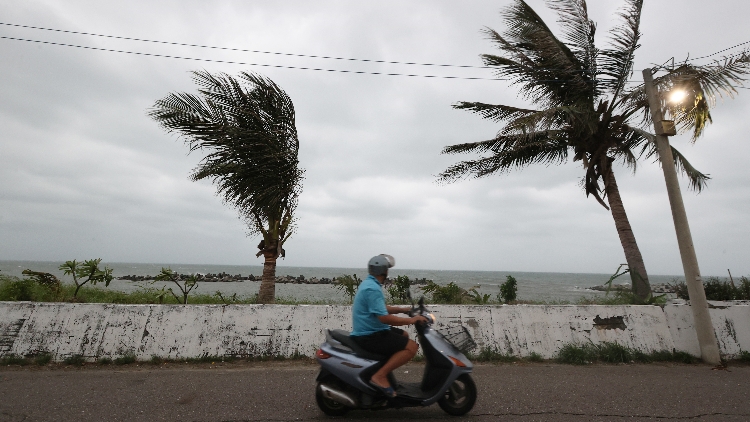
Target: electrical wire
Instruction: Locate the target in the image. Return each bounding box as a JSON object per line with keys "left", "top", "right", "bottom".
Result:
{"left": 0, "top": 35, "right": 503, "bottom": 80}
{"left": 0, "top": 22, "right": 490, "bottom": 70}
{"left": 688, "top": 40, "right": 750, "bottom": 63}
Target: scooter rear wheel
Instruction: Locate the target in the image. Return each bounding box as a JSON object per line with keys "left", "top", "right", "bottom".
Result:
{"left": 315, "top": 382, "right": 350, "bottom": 416}
{"left": 438, "top": 373, "right": 477, "bottom": 416}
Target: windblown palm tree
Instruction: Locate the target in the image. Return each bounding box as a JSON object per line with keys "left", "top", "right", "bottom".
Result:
{"left": 150, "top": 70, "right": 304, "bottom": 303}
{"left": 440, "top": 0, "right": 748, "bottom": 303}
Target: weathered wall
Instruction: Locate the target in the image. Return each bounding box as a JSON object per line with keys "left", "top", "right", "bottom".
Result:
{"left": 0, "top": 302, "right": 747, "bottom": 361}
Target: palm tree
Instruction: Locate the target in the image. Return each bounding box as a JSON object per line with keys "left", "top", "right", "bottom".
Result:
{"left": 440, "top": 0, "right": 748, "bottom": 303}
{"left": 150, "top": 70, "right": 304, "bottom": 303}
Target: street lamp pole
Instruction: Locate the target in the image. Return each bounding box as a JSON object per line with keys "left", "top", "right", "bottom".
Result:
{"left": 642, "top": 68, "right": 721, "bottom": 365}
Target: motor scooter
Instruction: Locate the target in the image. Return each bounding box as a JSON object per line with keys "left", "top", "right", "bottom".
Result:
{"left": 314, "top": 297, "right": 477, "bottom": 416}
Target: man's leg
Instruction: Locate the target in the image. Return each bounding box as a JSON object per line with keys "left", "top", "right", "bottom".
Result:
{"left": 370, "top": 338, "right": 418, "bottom": 388}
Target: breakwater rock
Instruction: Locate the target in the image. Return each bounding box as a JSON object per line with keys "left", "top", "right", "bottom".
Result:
{"left": 116, "top": 273, "right": 432, "bottom": 285}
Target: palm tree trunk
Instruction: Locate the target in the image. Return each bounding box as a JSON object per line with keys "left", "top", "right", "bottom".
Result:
{"left": 257, "top": 252, "right": 277, "bottom": 304}
{"left": 605, "top": 167, "right": 652, "bottom": 304}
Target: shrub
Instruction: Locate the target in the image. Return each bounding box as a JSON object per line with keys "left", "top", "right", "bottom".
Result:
{"left": 421, "top": 281, "right": 465, "bottom": 304}
{"left": 386, "top": 275, "right": 411, "bottom": 304}
{"left": 0, "top": 276, "right": 36, "bottom": 301}
{"left": 499, "top": 275, "right": 518, "bottom": 303}
{"left": 672, "top": 276, "right": 750, "bottom": 301}
{"left": 98, "top": 357, "right": 113, "bottom": 365}
{"left": 335, "top": 274, "right": 361, "bottom": 304}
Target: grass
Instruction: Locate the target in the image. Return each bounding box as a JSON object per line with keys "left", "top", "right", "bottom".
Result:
{"left": 555, "top": 342, "right": 700, "bottom": 365}
{"left": 0, "top": 354, "right": 29, "bottom": 366}
{"left": 114, "top": 354, "right": 137, "bottom": 365}
{"left": 470, "top": 348, "right": 545, "bottom": 363}
{"left": 63, "top": 354, "right": 86, "bottom": 366}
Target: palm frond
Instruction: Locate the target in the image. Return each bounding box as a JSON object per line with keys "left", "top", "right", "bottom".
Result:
{"left": 546, "top": 0, "right": 598, "bottom": 80}
{"left": 149, "top": 70, "right": 304, "bottom": 238}
{"left": 484, "top": 0, "right": 596, "bottom": 108}
{"left": 452, "top": 102, "right": 539, "bottom": 123}
{"left": 622, "top": 124, "right": 710, "bottom": 191}
{"left": 598, "top": 0, "right": 643, "bottom": 96}
{"left": 439, "top": 130, "right": 568, "bottom": 183}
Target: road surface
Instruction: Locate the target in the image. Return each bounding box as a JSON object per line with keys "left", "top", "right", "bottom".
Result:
{"left": 0, "top": 360, "right": 747, "bottom": 421}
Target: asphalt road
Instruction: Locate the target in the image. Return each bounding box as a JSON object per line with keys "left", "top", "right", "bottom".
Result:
{"left": 0, "top": 361, "right": 748, "bottom": 421}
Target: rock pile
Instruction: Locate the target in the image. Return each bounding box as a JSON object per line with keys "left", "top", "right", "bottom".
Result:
{"left": 116, "top": 273, "right": 433, "bottom": 285}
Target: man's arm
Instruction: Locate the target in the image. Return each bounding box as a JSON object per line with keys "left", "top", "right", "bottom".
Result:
{"left": 386, "top": 305, "right": 410, "bottom": 315}
{"left": 377, "top": 314, "right": 425, "bottom": 326}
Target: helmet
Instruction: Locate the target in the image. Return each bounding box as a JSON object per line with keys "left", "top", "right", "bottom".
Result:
{"left": 368, "top": 254, "right": 395, "bottom": 276}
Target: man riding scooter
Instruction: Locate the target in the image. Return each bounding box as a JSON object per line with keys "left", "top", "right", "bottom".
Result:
{"left": 349, "top": 254, "right": 428, "bottom": 398}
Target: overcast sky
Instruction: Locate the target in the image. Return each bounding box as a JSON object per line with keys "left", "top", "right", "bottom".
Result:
{"left": 1, "top": 0, "right": 749, "bottom": 276}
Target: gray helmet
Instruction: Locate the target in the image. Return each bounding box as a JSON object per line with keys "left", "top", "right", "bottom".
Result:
{"left": 368, "top": 254, "right": 395, "bottom": 276}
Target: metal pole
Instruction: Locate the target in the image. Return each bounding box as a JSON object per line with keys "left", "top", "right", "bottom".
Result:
{"left": 642, "top": 68, "right": 721, "bottom": 365}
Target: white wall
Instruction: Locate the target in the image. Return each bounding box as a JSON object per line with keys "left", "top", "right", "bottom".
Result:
{"left": 0, "top": 302, "right": 747, "bottom": 361}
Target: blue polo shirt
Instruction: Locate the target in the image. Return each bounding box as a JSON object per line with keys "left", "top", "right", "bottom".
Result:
{"left": 350, "top": 275, "right": 390, "bottom": 337}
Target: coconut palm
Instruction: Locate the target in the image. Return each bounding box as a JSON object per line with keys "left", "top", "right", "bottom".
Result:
{"left": 150, "top": 70, "right": 304, "bottom": 303}
{"left": 440, "top": 0, "right": 748, "bottom": 303}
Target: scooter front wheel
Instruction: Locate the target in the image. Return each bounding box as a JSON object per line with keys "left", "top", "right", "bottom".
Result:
{"left": 315, "top": 382, "right": 350, "bottom": 416}
{"left": 438, "top": 373, "right": 477, "bottom": 416}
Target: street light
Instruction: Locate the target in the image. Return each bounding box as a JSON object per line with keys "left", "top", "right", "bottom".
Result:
{"left": 642, "top": 68, "right": 721, "bottom": 365}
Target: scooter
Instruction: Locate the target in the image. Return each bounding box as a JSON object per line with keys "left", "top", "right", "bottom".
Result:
{"left": 314, "top": 297, "right": 477, "bottom": 416}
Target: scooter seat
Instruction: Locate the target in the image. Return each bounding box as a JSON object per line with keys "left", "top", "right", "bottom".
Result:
{"left": 329, "top": 329, "right": 386, "bottom": 361}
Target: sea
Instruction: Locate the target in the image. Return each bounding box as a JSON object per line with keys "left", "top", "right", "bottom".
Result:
{"left": 0, "top": 260, "right": 684, "bottom": 303}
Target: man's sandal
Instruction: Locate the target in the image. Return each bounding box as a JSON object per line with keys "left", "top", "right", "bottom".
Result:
{"left": 369, "top": 380, "right": 396, "bottom": 398}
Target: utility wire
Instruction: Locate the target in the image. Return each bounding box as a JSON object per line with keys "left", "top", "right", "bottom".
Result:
{"left": 0, "top": 35, "right": 503, "bottom": 80}
{"left": 0, "top": 21, "right": 490, "bottom": 70}
{"left": 688, "top": 40, "right": 750, "bottom": 62}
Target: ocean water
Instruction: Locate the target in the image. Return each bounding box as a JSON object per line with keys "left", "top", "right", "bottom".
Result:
{"left": 0, "top": 260, "right": 683, "bottom": 303}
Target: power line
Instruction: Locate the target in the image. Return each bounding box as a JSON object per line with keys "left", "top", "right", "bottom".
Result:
{"left": 0, "top": 21, "right": 489, "bottom": 70}
{"left": 0, "top": 35, "right": 502, "bottom": 81}
{"left": 688, "top": 40, "right": 750, "bottom": 62}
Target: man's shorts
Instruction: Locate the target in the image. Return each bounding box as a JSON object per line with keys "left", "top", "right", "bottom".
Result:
{"left": 352, "top": 327, "right": 408, "bottom": 358}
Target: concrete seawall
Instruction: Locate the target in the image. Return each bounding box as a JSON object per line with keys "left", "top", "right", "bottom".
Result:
{"left": 0, "top": 301, "right": 747, "bottom": 361}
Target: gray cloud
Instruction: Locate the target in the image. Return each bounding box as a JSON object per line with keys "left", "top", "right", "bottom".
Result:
{"left": 1, "top": 0, "right": 749, "bottom": 276}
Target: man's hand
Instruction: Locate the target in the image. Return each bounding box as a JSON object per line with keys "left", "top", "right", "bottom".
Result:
{"left": 410, "top": 315, "right": 429, "bottom": 325}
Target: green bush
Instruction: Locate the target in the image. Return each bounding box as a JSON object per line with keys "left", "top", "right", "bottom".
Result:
{"left": 672, "top": 276, "right": 750, "bottom": 301}
{"left": 387, "top": 275, "right": 411, "bottom": 304}
{"left": 499, "top": 275, "right": 518, "bottom": 303}
{"left": 335, "top": 274, "right": 361, "bottom": 304}
{"left": 0, "top": 276, "right": 38, "bottom": 301}
{"left": 421, "top": 281, "right": 465, "bottom": 304}
{"left": 98, "top": 357, "right": 113, "bottom": 365}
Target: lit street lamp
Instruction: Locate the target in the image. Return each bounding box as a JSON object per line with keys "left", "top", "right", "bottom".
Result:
{"left": 642, "top": 68, "right": 721, "bottom": 365}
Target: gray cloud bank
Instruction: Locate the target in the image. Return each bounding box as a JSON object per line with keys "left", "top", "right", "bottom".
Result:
{"left": 1, "top": 0, "right": 749, "bottom": 276}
